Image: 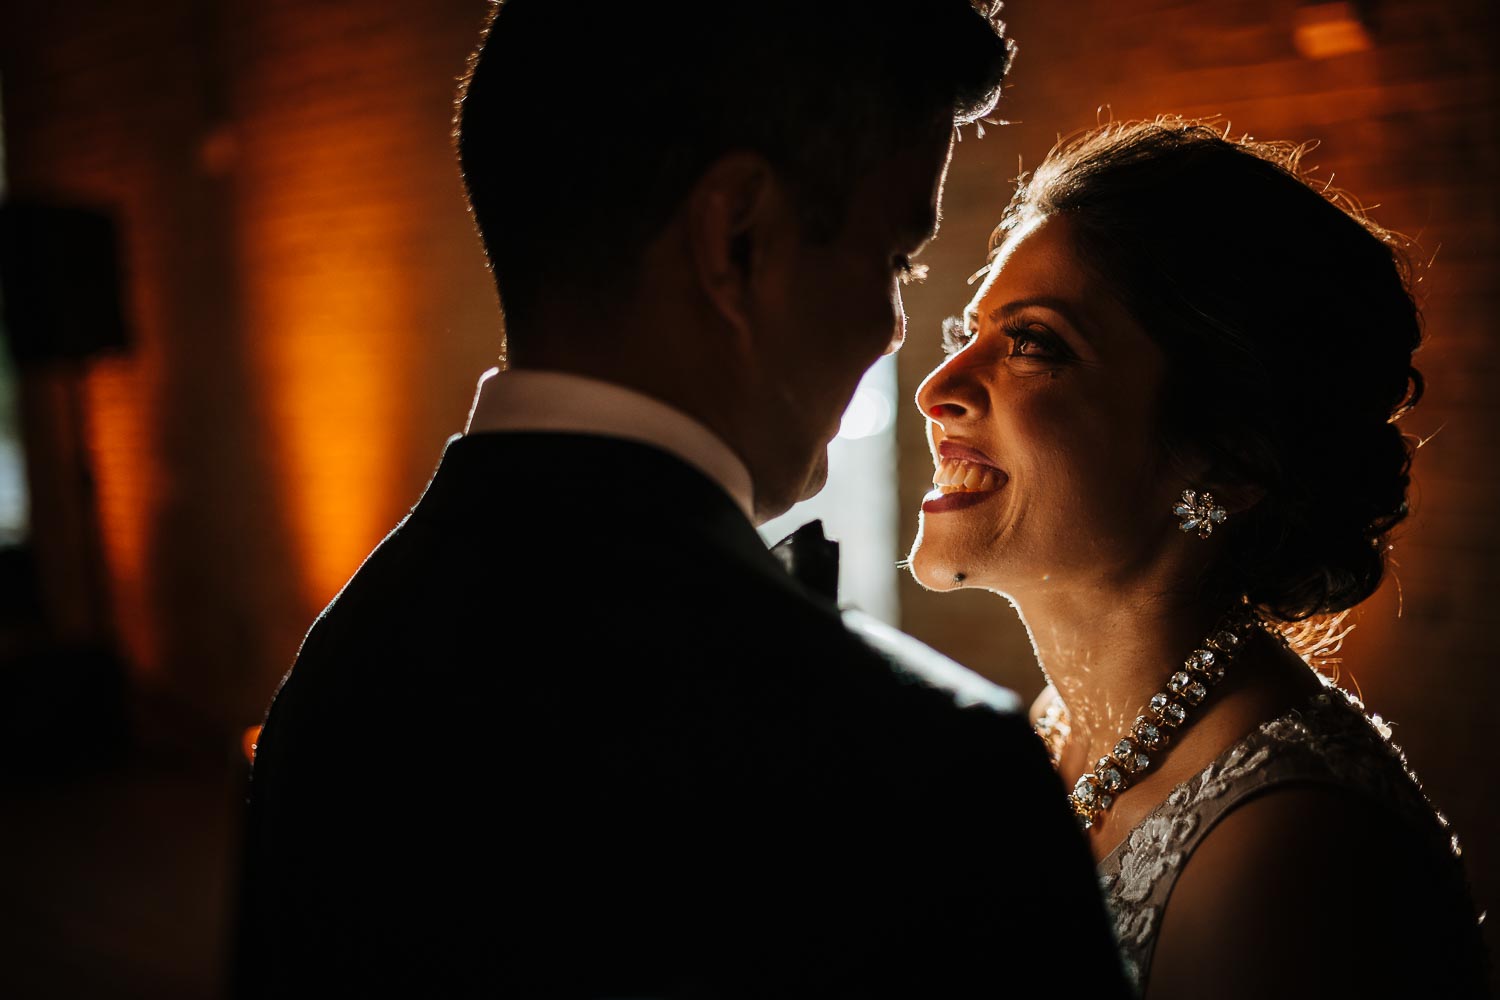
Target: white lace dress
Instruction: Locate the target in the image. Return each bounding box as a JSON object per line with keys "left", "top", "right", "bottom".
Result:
{"left": 1097, "top": 682, "right": 1485, "bottom": 994}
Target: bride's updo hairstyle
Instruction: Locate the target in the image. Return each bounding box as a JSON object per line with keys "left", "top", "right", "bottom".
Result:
{"left": 995, "top": 117, "right": 1423, "bottom": 621}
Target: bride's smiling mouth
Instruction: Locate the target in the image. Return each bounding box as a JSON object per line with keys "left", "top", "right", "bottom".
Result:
{"left": 922, "top": 443, "right": 1008, "bottom": 513}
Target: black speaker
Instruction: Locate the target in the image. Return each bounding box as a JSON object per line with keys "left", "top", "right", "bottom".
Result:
{"left": 0, "top": 199, "right": 131, "bottom": 364}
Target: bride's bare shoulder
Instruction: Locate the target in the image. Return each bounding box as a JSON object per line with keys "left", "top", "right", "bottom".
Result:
{"left": 1147, "top": 785, "right": 1466, "bottom": 999}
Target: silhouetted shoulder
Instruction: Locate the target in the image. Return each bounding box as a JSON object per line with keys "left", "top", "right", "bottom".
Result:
{"left": 841, "top": 608, "right": 1021, "bottom": 715}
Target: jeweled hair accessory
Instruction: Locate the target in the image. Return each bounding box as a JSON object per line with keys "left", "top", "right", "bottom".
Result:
{"left": 1174, "top": 489, "right": 1228, "bottom": 539}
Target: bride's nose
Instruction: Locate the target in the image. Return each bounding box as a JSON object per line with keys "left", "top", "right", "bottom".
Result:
{"left": 915, "top": 355, "right": 983, "bottom": 424}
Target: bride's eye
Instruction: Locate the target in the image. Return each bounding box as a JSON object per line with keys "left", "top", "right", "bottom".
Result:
{"left": 1002, "top": 320, "right": 1072, "bottom": 363}
{"left": 941, "top": 315, "right": 977, "bottom": 355}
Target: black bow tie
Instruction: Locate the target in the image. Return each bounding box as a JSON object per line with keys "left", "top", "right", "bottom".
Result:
{"left": 768, "top": 519, "right": 840, "bottom": 602}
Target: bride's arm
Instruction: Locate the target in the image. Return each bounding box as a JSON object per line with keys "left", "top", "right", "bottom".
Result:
{"left": 1147, "top": 786, "right": 1467, "bottom": 998}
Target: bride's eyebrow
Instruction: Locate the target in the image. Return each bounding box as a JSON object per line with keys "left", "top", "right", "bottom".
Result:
{"left": 989, "top": 296, "right": 1091, "bottom": 339}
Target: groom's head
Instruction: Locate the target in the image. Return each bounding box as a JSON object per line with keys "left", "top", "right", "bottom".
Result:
{"left": 457, "top": 1, "right": 1013, "bottom": 521}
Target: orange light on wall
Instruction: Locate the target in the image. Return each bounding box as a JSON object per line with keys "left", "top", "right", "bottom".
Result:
{"left": 1293, "top": 2, "right": 1375, "bottom": 59}
{"left": 86, "top": 371, "right": 154, "bottom": 662}
{"left": 226, "top": 9, "right": 448, "bottom": 622}
{"left": 235, "top": 119, "right": 419, "bottom": 615}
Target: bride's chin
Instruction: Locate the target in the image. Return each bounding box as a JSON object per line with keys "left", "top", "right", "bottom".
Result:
{"left": 906, "top": 544, "right": 966, "bottom": 592}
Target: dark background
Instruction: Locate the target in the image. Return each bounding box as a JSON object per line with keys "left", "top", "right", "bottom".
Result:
{"left": 0, "top": 0, "right": 1495, "bottom": 995}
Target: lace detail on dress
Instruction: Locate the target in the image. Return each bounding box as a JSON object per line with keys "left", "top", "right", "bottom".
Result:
{"left": 1096, "top": 682, "right": 1467, "bottom": 994}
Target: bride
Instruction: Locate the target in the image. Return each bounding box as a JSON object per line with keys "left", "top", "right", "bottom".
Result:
{"left": 908, "top": 118, "right": 1487, "bottom": 997}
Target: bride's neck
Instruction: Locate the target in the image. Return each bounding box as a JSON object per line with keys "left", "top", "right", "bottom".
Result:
{"left": 1019, "top": 588, "right": 1226, "bottom": 768}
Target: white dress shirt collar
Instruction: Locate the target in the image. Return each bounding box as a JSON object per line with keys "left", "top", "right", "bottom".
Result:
{"left": 463, "top": 367, "right": 756, "bottom": 523}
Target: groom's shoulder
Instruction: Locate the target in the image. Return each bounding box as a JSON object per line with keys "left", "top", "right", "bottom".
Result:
{"left": 837, "top": 608, "right": 1022, "bottom": 716}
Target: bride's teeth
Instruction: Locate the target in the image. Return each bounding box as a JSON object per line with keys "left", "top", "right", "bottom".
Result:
{"left": 931, "top": 457, "right": 1003, "bottom": 492}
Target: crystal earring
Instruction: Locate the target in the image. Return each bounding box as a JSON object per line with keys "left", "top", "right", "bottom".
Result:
{"left": 1174, "top": 489, "right": 1228, "bottom": 538}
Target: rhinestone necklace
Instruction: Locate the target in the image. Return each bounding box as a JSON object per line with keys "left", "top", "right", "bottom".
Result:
{"left": 1040, "top": 610, "right": 1262, "bottom": 831}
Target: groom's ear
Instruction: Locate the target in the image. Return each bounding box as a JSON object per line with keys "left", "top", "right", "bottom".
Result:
{"left": 686, "top": 152, "right": 783, "bottom": 341}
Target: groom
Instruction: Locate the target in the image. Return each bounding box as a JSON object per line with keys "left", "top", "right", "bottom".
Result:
{"left": 234, "top": 2, "right": 1127, "bottom": 996}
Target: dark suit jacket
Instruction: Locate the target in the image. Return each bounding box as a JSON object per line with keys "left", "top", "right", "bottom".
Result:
{"left": 233, "top": 433, "right": 1129, "bottom": 997}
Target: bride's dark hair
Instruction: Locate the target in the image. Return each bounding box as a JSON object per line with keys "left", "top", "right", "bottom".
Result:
{"left": 994, "top": 117, "right": 1424, "bottom": 622}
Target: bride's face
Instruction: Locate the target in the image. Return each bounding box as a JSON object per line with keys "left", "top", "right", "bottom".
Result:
{"left": 908, "top": 214, "right": 1181, "bottom": 599}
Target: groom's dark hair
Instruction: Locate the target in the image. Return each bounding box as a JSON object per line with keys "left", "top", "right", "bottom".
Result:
{"left": 456, "top": 0, "right": 1014, "bottom": 333}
